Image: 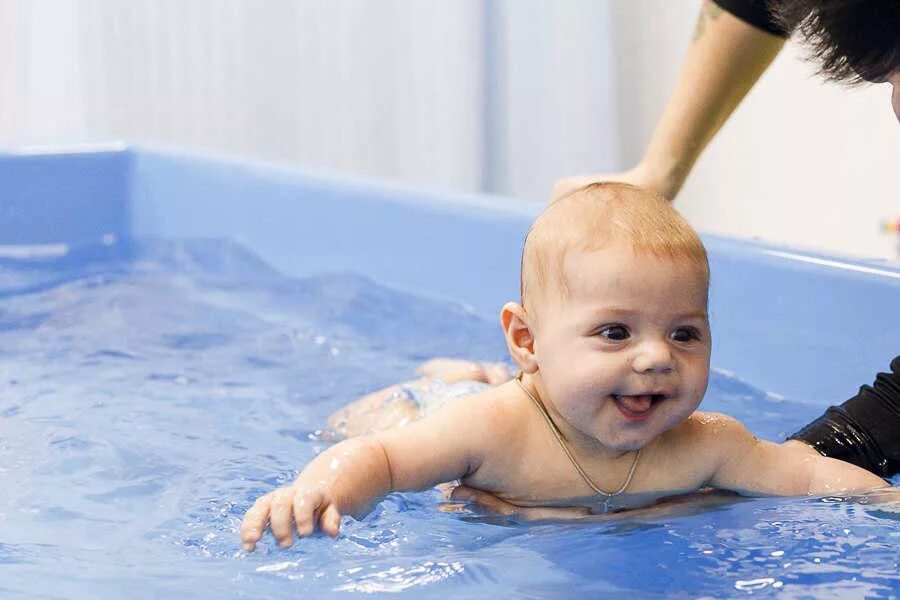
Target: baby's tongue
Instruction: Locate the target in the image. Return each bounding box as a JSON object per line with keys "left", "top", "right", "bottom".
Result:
{"left": 617, "top": 394, "right": 653, "bottom": 413}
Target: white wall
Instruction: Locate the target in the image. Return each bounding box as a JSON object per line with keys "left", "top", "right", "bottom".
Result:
{"left": 484, "top": 0, "right": 620, "bottom": 197}
{"left": 0, "top": 0, "right": 487, "bottom": 189}
{"left": 1, "top": 0, "right": 897, "bottom": 259}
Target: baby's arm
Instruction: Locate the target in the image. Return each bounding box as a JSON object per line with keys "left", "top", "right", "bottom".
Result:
{"left": 240, "top": 395, "right": 492, "bottom": 551}
{"left": 240, "top": 436, "right": 393, "bottom": 551}
{"left": 705, "top": 414, "right": 888, "bottom": 496}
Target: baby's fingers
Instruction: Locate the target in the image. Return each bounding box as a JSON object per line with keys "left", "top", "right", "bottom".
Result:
{"left": 268, "top": 488, "right": 299, "bottom": 548}
{"left": 293, "top": 491, "right": 324, "bottom": 538}
{"left": 241, "top": 493, "right": 273, "bottom": 552}
{"left": 319, "top": 504, "right": 342, "bottom": 538}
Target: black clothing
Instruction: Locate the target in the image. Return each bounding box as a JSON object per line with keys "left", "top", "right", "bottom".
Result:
{"left": 712, "top": 1, "right": 900, "bottom": 481}
{"left": 713, "top": 0, "right": 789, "bottom": 37}
{"left": 790, "top": 356, "right": 900, "bottom": 479}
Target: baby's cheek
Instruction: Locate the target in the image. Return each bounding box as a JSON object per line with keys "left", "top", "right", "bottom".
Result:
{"left": 684, "top": 358, "right": 710, "bottom": 390}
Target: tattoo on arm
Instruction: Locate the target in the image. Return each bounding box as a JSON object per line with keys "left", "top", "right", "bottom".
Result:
{"left": 692, "top": 1, "right": 725, "bottom": 42}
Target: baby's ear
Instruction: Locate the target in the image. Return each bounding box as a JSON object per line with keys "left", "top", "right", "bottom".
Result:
{"left": 500, "top": 302, "right": 537, "bottom": 374}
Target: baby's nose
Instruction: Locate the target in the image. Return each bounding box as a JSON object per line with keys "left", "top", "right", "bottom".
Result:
{"left": 630, "top": 340, "right": 674, "bottom": 373}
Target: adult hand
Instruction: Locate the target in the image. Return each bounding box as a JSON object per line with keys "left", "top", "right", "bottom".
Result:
{"left": 551, "top": 163, "right": 678, "bottom": 204}
{"left": 446, "top": 484, "right": 591, "bottom": 522}
{"left": 445, "top": 484, "right": 749, "bottom": 523}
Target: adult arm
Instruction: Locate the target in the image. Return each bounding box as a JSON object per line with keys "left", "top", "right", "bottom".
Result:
{"left": 788, "top": 356, "right": 900, "bottom": 478}
{"left": 553, "top": 0, "right": 787, "bottom": 202}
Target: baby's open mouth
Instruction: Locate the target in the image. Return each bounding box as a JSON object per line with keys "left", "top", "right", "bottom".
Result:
{"left": 613, "top": 394, "right": 666, "bottom": 419}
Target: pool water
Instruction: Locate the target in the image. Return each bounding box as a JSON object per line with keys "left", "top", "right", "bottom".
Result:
{"left": 1, "top": 239, "right": 898, "bottom": 598}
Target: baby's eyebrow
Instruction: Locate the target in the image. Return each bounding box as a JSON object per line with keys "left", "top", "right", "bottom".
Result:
{"left": 589, "top": 307, "right": 709, "bottom": 322}
{"left": 590, "top": 306, "right": 640, "bottom": 317}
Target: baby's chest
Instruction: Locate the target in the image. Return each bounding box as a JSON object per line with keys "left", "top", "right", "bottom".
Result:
{"left": 466, "top": 438, "right": 713, "bottom": 506}
{"left": 460, "top": 441, "right": 591, "bottom": 503}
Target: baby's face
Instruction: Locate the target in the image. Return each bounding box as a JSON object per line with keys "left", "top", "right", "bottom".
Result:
{"left": 531, "top": 243, "right": 710, "bottom": 452}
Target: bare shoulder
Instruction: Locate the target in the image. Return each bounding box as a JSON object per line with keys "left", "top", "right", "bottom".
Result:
{"left": 423, "top": 382, "right": 532, "bottom": 446}
{"left": 688, "top": 411, "right": 747, "bottom": 433}
{"left": 457, "top": 384, "right": 532, "bottom": 435}
{"left": 373, "top": 382, "right": 532, "bottom": 484}
{"left": 635, "top": 412, "right": 759, "bottom": 490}
{"left": 656, "top": 412, "right": 756, "bottom": 463}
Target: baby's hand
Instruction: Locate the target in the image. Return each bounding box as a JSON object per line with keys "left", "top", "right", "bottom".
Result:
{"left": 240, "top": 484, "right": 343, "bottom": 552}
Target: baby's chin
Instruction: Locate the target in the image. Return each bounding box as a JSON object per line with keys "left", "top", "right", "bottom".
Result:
{"left": 589, "top": 428, "right": 654, "bottom": 452}
{"left": 601, "top": 437, "right": 651, "bottom": 452}
{"left": 595, "top": 414, "right": 692, "bottom": 451}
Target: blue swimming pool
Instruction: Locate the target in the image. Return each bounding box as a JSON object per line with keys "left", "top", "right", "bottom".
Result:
{"left": 2, "top": 145, "right": 899, "bottom": 597}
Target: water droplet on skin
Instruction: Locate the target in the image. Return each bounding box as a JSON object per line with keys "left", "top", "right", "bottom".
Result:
{"left": 330, "top": 458, "right": 340, "bottom": 470}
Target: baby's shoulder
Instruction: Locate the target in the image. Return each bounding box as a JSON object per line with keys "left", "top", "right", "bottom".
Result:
{"left": 663, "top": 411, "right": 751, "bottom": 449}
{"left": 433, "top": 384, "right": 536, "bottom": 460}
{"left": 648, "top": 412, "right": 753, "bottom": 477}
{"left": 440, "top": 383, "right": 533, "bottom": 434}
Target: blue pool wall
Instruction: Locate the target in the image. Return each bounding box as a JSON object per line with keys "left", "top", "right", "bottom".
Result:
{"left": 1, "top": 145, "right": 898, "bottom": 407}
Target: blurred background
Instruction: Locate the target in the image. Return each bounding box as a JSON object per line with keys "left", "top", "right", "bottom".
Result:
{"left": 1, "top": 0, "right": 898, "bottom": 259}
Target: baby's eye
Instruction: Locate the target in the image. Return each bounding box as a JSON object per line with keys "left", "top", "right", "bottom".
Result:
{"left": 598, "top": 325, "right": 630, "bottom": 341}
{"left": 671, "top": 327, "right": 701, "bottom": 343}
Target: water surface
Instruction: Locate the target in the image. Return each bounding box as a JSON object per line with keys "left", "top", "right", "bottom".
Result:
{"left": 1, "top": 239, "right": 897, "bottom": 598}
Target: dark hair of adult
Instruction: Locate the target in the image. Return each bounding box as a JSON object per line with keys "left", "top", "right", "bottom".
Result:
{"left": 769, "top": 0, "right": 900, "bottom": 84}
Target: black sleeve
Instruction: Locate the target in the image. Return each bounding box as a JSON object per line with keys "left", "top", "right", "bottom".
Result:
{"left": 790, "top": 356, "right": 900, "bottom": 478}
{"left": 713, "top": 0, "right": 790, "bottom": 37}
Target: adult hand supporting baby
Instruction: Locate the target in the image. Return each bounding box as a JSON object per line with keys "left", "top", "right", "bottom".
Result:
{"left": 551, "top": 162, "right": 677, "bottom": 204}
{"left": 447, "top": 484, "right": 591, "bottom": 522}
{"left": 447, "top": 485, "right": 753, "bottom": 524}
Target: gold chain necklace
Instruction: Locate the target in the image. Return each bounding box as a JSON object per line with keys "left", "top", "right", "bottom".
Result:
{"left": 515, "top": 372, "right": 641, "bottom": 508}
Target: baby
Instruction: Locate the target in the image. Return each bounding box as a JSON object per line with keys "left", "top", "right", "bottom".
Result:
{"left": 241, "top": 183, "right": 886, "bottom": 551}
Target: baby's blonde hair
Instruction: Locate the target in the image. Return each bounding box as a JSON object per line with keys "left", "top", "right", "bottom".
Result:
{"left": 521, "top": 182, "right": 709, "bottom": 315}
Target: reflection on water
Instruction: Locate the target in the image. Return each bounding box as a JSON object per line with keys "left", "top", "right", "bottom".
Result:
{"left": 0, "top": 238, "right": 898, "bottom": 597}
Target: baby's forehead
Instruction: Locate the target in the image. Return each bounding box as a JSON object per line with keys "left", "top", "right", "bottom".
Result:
{"left": 563, "top": 243, "right": 705, "bottom": 286}
{"left": 532, "top": 244, "right": 710, "bottom": 314}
